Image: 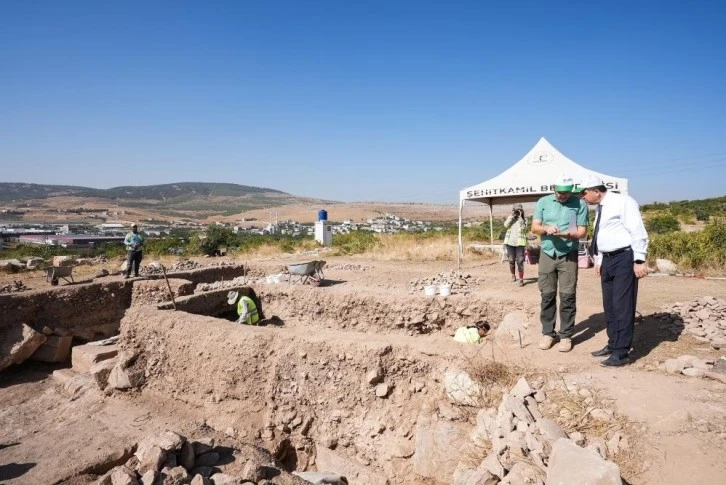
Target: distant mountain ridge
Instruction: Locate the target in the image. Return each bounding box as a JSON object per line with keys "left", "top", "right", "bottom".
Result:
{"left": 0, "top": 182, "right": 329, "bottom": 217}
{"left": 0, "top": 182, "right": 285, "bottom": 202}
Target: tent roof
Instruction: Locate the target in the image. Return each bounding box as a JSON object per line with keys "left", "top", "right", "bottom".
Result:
{"left": 460, "top": 137, "right": 628, "bottom": 204}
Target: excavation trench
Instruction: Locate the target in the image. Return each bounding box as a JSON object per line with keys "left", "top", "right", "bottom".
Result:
{"left": 118, "top": 285, "right": 534, "bottom": 484}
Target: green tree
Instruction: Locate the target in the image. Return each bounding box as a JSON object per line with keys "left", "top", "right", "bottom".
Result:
{"left": 645, "top": 214, "right": 681, "bottom": 234}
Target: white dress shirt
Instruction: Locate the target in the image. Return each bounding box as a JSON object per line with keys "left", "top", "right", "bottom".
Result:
{"left": 593, "top": 191, "right": 649, "bottom": 265}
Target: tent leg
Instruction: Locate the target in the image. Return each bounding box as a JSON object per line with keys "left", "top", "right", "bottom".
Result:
{"left": 488, "top": 201, "right": 494, "bottom": 249}
{"left": 457, "top": 200, "right": 464, "bottom": 271}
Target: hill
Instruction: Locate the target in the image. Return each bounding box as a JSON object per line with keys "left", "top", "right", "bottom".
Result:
{"left": 0, "top": 182, "right": 329, "bottom": 219}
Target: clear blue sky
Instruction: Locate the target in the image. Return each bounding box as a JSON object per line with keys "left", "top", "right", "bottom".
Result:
{"left": 1, "top": 1, "right": 725, "bottom": 204}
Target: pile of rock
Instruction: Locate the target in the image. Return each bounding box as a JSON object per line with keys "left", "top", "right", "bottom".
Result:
{"left": 96, "top": 430, "right": 291, "bottom": 485}
{"left": 661, "top": 354, "right": 726, "bottom": 378}
{"left": 170, "top": 259, "right": 204, "bottom": 271}
{"left": 196, "top": 276, "right": 263, "bottom": 293}
{"left": 0, "top": 280, "right": 27, "bottom": 293}
{"left": 453, "top": 378, "right": 623, "bottom": 485}
{"left": 327, "top": 264, "right": 373, "bottom": 271}
{"left": 140, "top": 262, "right": 164, "bottom": 275}
{"left": 409, "top": 271, "right": 480, "bottom": 295}
{"left": 207, "top": 261, "right": 238, "bottom": 268}
{"left": 662, "top": 296, "right": 726, "bottom": 348}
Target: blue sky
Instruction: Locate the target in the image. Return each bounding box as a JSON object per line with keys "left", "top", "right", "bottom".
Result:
{"left": 1, "top": 1, "right": 725, "bottom": 204}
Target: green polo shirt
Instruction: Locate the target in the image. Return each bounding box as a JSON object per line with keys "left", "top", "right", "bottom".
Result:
{"left": 533, "top": 194, "right": 589, "bottom": 257}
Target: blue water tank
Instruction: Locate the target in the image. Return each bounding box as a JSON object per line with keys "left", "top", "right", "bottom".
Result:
{"left": 318, "top": 209, "right": 328, "bottom": 221}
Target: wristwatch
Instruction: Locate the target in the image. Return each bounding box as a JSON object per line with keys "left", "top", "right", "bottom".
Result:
{"left": 634, "top": 260, "right": 645, "bottom": 264}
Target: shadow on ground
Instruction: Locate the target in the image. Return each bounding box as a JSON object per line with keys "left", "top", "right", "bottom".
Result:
{"left": 572, "top": 311, "right": 683, "bottom": 362}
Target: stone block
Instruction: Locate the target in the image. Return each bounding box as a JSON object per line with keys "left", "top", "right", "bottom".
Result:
{"left": 413, "top": 414, "right": 470, "bottom": 483}
{"left": 90, "top": 358, "right": 118, "bottom": 389}
{"left": 547, "top": 438, "right": 622, "bottom": 485}
{"left": 71, "top": 344, "right": 119, "bottom": 373}
{"left": 30, "top": 335, "right": 73, "bottom": 363}
{"left": 0, "top": 323, "right": 48, "bottom": 371}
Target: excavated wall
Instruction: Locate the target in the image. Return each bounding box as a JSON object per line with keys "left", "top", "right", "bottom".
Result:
{"left": 120, "top": 305, "right": 476, "bottom": 484}
{"left": 0, "top": 265, "right": 245, "bottom": 341}
{"left": 256, "top": 285, "right": 528, "bottom": 335}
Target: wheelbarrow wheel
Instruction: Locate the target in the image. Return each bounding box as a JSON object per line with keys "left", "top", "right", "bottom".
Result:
{"left": 51, "top": 277, "right": 59, "bottom": 286}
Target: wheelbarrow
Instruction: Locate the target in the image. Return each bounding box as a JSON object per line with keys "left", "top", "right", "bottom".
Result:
{"left": 287, "top": 260, "right": 326, "bottom": 285}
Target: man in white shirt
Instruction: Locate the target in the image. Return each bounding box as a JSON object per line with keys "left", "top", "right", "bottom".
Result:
{"left": 578, "top": 174, "right": 649, "bottom": 367}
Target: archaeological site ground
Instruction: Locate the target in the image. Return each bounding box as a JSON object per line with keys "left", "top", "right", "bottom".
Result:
{"left": 1, "top": 252, "right": 725, "bottom": 485}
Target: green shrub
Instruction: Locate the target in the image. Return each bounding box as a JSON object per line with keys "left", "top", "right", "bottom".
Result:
{"left": 333, "top": 231, "right": 379, "bottom": 255}
{"left": 645, "top": 215, "right": 680, "bottom": 234}
{"left": 695, "top": 208, "right": 710, "bottom": 222}
{"left": 649, "top": 220, "right": 726, "bottom": 269}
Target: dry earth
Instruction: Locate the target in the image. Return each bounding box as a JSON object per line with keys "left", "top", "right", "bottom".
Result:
{"left": 1, "top": 253, "right": 725, "bottom": 484}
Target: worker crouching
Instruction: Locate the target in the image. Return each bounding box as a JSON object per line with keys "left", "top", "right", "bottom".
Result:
{"left": 227, "top": 290, "right": 260, "bottom": 325}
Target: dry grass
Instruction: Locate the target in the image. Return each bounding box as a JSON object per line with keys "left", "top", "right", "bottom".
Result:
{"left": 541, "top": 373, "right": 645, "bottom": 482}
{"left": 367, "top": 234, "right": 498, "bottom": 263}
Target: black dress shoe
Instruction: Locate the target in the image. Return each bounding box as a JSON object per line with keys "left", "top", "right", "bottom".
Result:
{"left": 600, "top": 355, "right": 630, "bottom": 367}
{"left": 591, "top": 346, "right": 612, "bottom": 357}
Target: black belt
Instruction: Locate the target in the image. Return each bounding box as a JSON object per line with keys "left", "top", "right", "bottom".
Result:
{"left": 601, "top": 247, "right": 631, "bottom": 258}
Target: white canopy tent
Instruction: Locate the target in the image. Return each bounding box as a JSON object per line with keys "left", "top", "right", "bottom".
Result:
{"left": 457, "top": 137, "right": 628, "bottom": 266}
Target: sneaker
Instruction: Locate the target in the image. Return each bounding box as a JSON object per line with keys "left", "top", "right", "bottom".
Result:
{"left": 511, "top": 275, "right": 517, "bottom": 282}
{"left": 124, "top": 275, "right": 130, "bottom": 279}
{"left": 538, "top": 335, "right": 556, "bottom": 350}
{"left": 558, "top": 338, "right": 572, "bottom": 352}
{"left": 518, "top": 280, "right": 524, "bottom": 287}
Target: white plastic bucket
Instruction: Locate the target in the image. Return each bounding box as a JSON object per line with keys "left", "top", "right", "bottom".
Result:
{"left": 439, "top": 284, "right": 451, "bottom": 296}
{"left": 424, "top": 285, "right": 437, "bottom": 296}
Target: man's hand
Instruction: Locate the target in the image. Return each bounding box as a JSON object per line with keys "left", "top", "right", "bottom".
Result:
{"left": 545, "top": 225, "right": 560, "bottom": 235}
{"left": 634, "top": 262, "right": 648, "bottom": 279}
{"left": 595, "top": 264, "right": 601, "bottom": 276}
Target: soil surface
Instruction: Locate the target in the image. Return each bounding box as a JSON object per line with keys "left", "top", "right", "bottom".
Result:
{"left": 1, "top": 253, "right": 725, "bottom": 484}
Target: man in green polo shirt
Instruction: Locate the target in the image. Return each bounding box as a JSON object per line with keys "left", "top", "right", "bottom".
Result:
{"left": 531, "top": 175, "right": 589, "bottom": 352}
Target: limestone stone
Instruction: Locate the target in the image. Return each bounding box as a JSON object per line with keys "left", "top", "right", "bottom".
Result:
{"left": 510, "top": 377, "right": 533, "bottom": 400}
{"left": 464, "top": 466, "right": 498, "bottom": 485}
{"left": 140, "top": 470, "right": 158, "bottom": 485}
{"left": 71, "top": 343, "right": 119, "bottom": 373}
{"left": 375, "top": 383, "right": 390, "bottom": 398}
{"left": 500, "top": 462, "right": 544, "bottom": 484}
{"left": 0, "top": 323, "right": 48, "bottom": 371}
{"left": 292, "top": 471, "right": 348, "bottom": 485}
{"left": 412, "top": 415, "right": 470, "bottom": 483}
{"left": 682, "top": 367, "right": 706, "bottom": 378}
{"left": 208, "top": 473, "right": 239, "bottom": 484}
{"left": 90, "top": 359, "right": 118, "bottom": 390}
{"left": 137, "top": 445, "right": 166, "bottom": 474}
{"left": 444, "top": 370, "right": 482, "bottom": 406}
{"left": 655, "top": 258, "right": 677, "bottom": 273}
{"left": 190, "top": 466, "right": 213, "bottom": 477}
{"left": 29, "top": 335, "right": 73, "bottom": 363}
{"left": 190, "top": 475, "right": 211, "bottom": 485}
{"left": 110, "top": 466, "right": 140, "bottom": 485}
{"left": 366, "top": 367, "right": 383, "bottom": 385}
{"left": 547, "top": 438, "right": 621, "bottom": 485}
{"left": 164, "top": 466, "right": 190, "bottom": 483}
{"left": 536, "top": 418, "right": 568, "bottom": 443}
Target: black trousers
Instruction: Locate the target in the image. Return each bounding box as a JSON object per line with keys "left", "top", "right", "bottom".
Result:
{"left": 126, "top": 250, "right": 143, "bottom": 276}
{"left": 600, "top": 249, "right": 638, "bottom": 358}
{"left": 505, "top": 244, "right": 525, "bottom": 273}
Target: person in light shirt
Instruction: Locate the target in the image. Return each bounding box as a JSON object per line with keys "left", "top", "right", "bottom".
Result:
{"left": 577, "top": 174, "right": 649, "bottom": 367}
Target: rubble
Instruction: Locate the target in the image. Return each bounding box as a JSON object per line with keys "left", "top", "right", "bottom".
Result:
{"left": 661, "top": 296, "right": 726, "bottom": 346}
{"left": 408, "top": 270, "right": 481, "bottom": 295}
{"left": 96, "top": 431, "right": 308, "bottom": 485}
{"left": 327, "top": 264, "right": 373, "bottom": 271}
{"left": 452, "top": 377, "right": 625, "bottom": 484}
{"left": 0, "top": 280, "right": 28, "bottom": 293}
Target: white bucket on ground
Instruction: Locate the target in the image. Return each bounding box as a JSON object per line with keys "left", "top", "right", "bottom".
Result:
{"left": 424, "top": 285, "right": 437, "bottom": 296}
{"left": 439, "top": 284, "right": 451, "bottom": 296}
